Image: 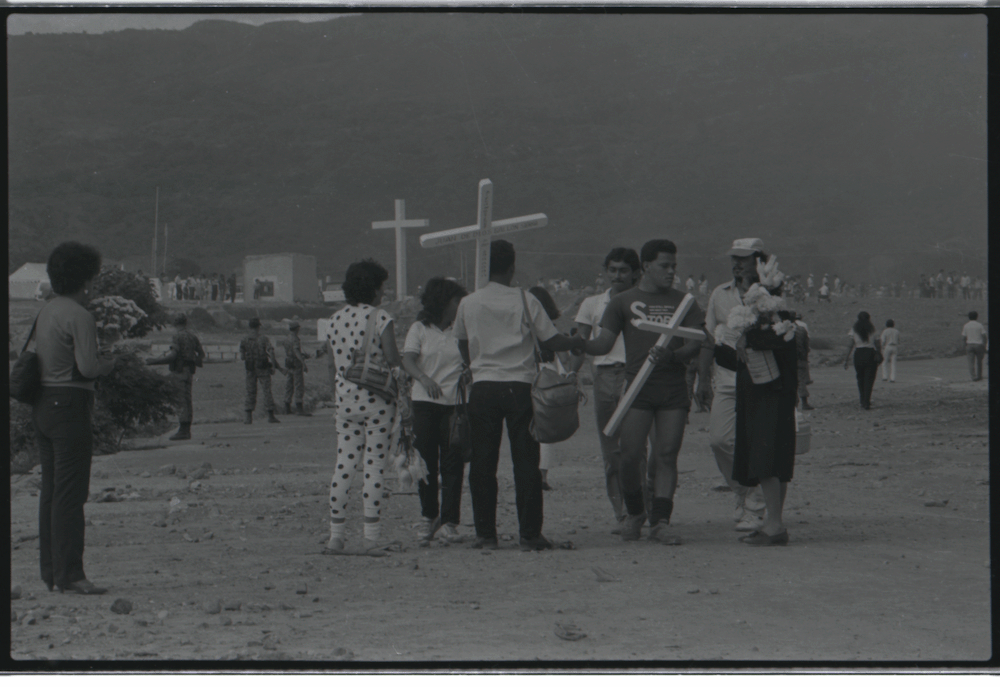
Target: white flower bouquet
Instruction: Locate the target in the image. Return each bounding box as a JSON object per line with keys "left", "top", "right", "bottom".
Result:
{"left": 722, "top": 255, "right": 796, "bottom": 384}
{"left": 89, "top": 295, "right": 148, "bottom": 345}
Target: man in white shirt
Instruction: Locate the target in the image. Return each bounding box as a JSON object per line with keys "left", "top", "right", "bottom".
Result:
{"left": 685, "top": 275, "right": 696, "bottom": 293}
{"left": 962, "top": 311, "right": 988, "bottom": 381}
{"left": 571, "top": 247, "right": 649, "bottom": 528}
{"left": 696, "top": 238, "right": 768, "bottom": 532}
{"left": 454, "top": 240, "right": 585, "bottom": 551}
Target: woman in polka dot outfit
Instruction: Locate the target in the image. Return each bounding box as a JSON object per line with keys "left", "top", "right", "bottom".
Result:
{"left": 325, "top": 259, "right": 402, "bottom": 552}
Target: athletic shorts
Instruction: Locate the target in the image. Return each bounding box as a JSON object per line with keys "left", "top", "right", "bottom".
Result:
{"left": 624, "top": 374, "right": 690, "bottom": 412}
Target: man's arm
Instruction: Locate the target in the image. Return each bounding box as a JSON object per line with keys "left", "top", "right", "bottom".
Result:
{"left": 582, "top": 328, "right": 618, "bottom": 356}
{"left": 569, "top": 323, "right": 594, "bottom": 372}
{"left": 539, "top": 332, "right": 586, "bottom": 353}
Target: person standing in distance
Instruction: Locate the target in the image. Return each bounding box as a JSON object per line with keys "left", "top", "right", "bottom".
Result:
{"left": 695, "top": 238, "right": 769, "bottom": 533}
{"left": 281, "top": 321, "right": 312, "bottom": 416}
{"left": 145, "top": 313, "right": 205, "bottom": 440}
{"left": 880, "top": 319, "right": 900, "bottom": 383}
{"left": 240, "top": 317, "right": 284, "bottom": 424}
{"left": 962, "top": 311, "right": 987, "bottom": 381}
{"left": 584, "top": 239, "right": 706, "bottom": 545}
{"left": 453, "top": 240, "right": 585, "bottom": 552}
{"left": 571, "top": 248, "right": 652, "bottom": 530}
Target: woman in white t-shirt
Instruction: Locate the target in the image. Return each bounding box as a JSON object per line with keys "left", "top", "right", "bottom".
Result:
{"left": 325, "top": 259, "right": 401, "bottom": 552}
{"left": 529, "top": 286, "right": 571, "bottom": 492}
{"left": 402, "top": 278, "right": 470, "bottom": 544}
{"left": 843, "top": 311, "right": 880, "bottom": 410}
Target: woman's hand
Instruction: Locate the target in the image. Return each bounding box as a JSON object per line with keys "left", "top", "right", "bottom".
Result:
{"left": 421, "top": 375, "right": 443, "bottom": 400}
{"left": 735, "top": 333, "right": 748, "bottom": 364}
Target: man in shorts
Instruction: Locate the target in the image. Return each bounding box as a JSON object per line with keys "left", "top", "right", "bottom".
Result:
{"left": 583, "top": 239, "right": 706, "bottom": 544}
{"left": 696, "top": 238, "right": 769, "bottom": 532}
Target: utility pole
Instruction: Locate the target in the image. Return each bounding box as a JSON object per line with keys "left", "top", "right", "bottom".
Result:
{"left": 151, "top": 187, "right": 159, "bottom": 275}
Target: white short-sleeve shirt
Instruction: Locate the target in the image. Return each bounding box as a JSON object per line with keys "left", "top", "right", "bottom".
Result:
{"left": 962, "top": 320, "right": 986, "bottom": 345}
{"left": 453, "top": 282, "right": 559, "bottom": 384}
{"left": 575, "top": 289, "right": 626, "bottom": 366}
{"left": 847, "top": 329, "right": 875, "bottom": 348}
{"left": 404, "top": 320, "right": 463, "bottom": 405}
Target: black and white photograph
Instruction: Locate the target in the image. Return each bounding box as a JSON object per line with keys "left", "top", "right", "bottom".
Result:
{"left": 6, "top": 8, "right": 990, "bottom": 666}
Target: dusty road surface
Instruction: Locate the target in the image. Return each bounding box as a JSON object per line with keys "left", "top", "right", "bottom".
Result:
{"left": 9, "top": 355, "right": 989, "bottom": 663}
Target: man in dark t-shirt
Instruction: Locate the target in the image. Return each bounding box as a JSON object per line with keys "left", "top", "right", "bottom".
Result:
{"left": 584, "top": 239, "right": 706, "bottom": 545}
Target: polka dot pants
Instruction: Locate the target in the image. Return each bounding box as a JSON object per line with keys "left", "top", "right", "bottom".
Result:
{"left": 329, "top": 379, "right": 396, "bottom": 542}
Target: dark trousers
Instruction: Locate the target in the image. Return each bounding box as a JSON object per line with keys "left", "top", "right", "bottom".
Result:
{"left": 467, "top": 381, "right": 543, "bottom": 540}
{"left": 174, "top": 370, "right": 193, "bottom": 422}
{"left": 284, "top": 365, "right": 305, "bottom": 405}
{"left": 854, "top": 348, "right": 878, "bottom": 409}
{"left": 32, "top": 387, "right": 95, "bottom": 588}
{"left": 411, "top": 400, "right": 466, "bottom": 525}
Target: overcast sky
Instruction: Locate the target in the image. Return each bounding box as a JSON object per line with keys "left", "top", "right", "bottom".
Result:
{"left": 6, "top": 13, "right": 346, "bottom": 35}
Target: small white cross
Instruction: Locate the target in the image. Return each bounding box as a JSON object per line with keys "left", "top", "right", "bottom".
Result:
{"left": 371, "top": 199, "right": 429, "bottom": 301}
{"left": 419, "top": 179, "right": 547, "bottom": 291}
{"left": 603, "top": 293, "right": 706, "bottom": 436}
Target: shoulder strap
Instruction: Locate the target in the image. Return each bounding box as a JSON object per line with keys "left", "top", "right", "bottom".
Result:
{"left": 359, "top": 307, "right": 380, "bottom": 377}
{"left": 520, "top": 290, "right": 543, "bottom": 366}
{"left": 21, "top": 310, "right": 42, "bottom": 355}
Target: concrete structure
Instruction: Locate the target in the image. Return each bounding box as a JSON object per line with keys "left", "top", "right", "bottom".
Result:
{"left": 8, "top": 263, "right": 49, "bottom": 300}
{"left": 243, "top": 253, "right": 319, "bottom": 303}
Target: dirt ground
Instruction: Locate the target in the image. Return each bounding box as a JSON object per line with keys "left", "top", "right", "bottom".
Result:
{"left": 8, "top": 346, "right": 990, "bottom": 664}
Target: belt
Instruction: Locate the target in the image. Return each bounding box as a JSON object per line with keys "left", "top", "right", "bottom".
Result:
{"left": 596, "top": 362, "right": 626, "bottom": 369}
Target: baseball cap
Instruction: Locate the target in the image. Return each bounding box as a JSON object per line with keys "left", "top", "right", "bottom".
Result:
{"left": 726, "top": 238, "right": 765, "bottom": 257}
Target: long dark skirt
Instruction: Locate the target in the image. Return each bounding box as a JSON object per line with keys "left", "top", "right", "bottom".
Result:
{"left": 731, "top": 367, "right": 797, "bottom": 487}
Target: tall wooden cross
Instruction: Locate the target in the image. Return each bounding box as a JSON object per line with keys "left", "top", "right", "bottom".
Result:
{"left": 603, "top": 293, "right": 706, "bottom": 436}
{"left": 419, "top": 179, "right": 547, "bottom": 291}
{"left": 371, "top": 199, "right": 429, "bottom": 300}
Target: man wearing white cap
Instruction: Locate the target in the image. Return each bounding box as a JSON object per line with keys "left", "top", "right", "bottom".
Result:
{"left": 696, "top": 238, "right": 767, "bottom": 532}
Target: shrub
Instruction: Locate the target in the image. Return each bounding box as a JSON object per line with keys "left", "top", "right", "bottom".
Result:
{"left": 92, "top": 267, "right": 166, "bottom": 335}
{"left": 88, "top": 295, "right": 149, "bottom": 342}
{"left": 10, "top": 403, "right": 37, "bottom": 474}
{"left": 94, "top": 349, "right": 184, "bottom": 452}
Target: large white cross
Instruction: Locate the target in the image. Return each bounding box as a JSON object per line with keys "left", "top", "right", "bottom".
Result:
{"left": 419, "top": 179, "right": 547, "bottom": 291}
{"left": 371, "top": 199, "right": 429, "bottom": 301}
{"left": 603, "top": 293, "right": 706, "bottom": 436}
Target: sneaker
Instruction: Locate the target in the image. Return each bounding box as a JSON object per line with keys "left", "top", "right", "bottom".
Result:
{"left": 416, "top": 516, "right": 441, "bottom": 541}
{"left": 610, "top": 515, "right": 627, "bottom": 535}
{"left": 519, "top": 534, "right": 555, "bottom": 551}
{"left": 735, "top": 512, "right": 764, "bottom": 532}
{"left": 620, "top": 513, "right": 646, "bottom": 541}
{"left": 438, "top": 523, "right": 464, "bottom": 544}
{"left": 648, "top": 522, "right": 683, "bottom": 545}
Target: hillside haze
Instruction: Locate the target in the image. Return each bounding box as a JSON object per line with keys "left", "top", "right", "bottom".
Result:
{"left": 8, "top": 13, "right": 987, "bottom": 288}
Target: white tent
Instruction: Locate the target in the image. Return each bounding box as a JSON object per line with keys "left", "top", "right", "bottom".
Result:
{"left": 8, "top": 263, "right": 49, "bottom": 300}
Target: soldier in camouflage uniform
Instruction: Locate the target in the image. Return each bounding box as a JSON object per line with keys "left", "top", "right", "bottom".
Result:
{"left": 281, "top": 321, "right": 312, "bottom": 416}
{"left": 145, "top": 313, "right": 205, "bottom": 440}
{"left": 239, "top": 317, "right": 284, "bottom": 424}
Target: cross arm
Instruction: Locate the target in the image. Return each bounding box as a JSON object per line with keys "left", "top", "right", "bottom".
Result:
{"left": 419, "top": 213, "right": 548, "bottom": 248}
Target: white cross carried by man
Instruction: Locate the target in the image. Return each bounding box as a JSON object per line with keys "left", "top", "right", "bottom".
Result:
{"left": 419, "top": 179, "right": 547, "bottom": 291}
{"left": 603, "top": 293, "right": 706, "bottom": 436}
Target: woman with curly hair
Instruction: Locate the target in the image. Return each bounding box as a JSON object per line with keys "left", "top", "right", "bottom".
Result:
{"left": 844, "top": 311, "right": 880, "bottom": 409}
{"left": 33, "top": 242, "right": 117, "bottom": 593}
{"left": 325, "top": 259, "right": 401, "bottom": 552}
{"left": 401, "top": 277, "right": 470, "bottom": 543}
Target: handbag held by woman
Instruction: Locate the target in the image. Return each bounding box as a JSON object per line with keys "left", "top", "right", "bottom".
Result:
{"left": 448, "top": 376, "right": 473, "bottom": 463}
{"left": 520, "top": 290, "right": 582, "bottom": 444}
{"left": 10, "top": 316, "right": 42, "bottom": 405}
{"left": 341, "top": 308, "right": 398, "bottom": 402}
